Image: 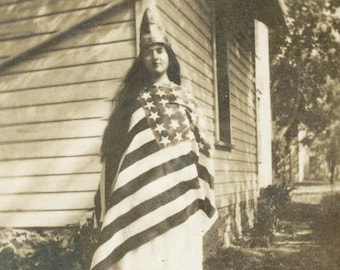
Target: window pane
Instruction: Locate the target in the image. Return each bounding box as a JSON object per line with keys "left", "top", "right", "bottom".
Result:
{"left": 215, "top": 3, "right": 231, "bottom": 145}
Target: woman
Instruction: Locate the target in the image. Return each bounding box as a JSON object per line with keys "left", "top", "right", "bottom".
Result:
{"left": 90, "top": 8, "right": 217, "bottom": 270}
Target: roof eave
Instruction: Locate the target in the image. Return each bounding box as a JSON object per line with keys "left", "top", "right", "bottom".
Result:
{"left": 253, "top": 0, "right": 287, "bottom": 31}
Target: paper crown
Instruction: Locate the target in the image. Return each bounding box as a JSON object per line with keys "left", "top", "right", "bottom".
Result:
{"left": 139, "top": 8, "right": 170, "bottom": 50}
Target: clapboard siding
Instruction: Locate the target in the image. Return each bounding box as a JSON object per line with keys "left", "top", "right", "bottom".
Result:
{"left": 2, "top": 13, "right": 136, "bottom": 75}
{"left": 182, "top": 0, "right": 211, "bottom": 28}
{"left": 214, "top": 148, "right": 257, "bottom": 163}
{"left": 0, "top": 156, "right": 101, "bottom": 178}
{"left": 43, "top": 19, "right": 135, "bottom": 51}
{"left": 214, "top": 161, "right": 257, "bottom": 175}
{"left": 157, "top": 4, "right": 211, "bottom": 63}
{"left": 0, "top": 192, "right": 95, "bottom": 211}
{"left": 0, "top": 0, "right": 128, "bottom": 66}
{"left": 0, "top": 138, "right": 102, "bottom": 161}
{"left": 230, "top": 99, "right": 256, "bottom": 121}
{"left": 1, "top": 119, "right": 107, "bottom": 143}
{"left": 0, "top": 211, "right": 92, "bottom": 228}
{"left": 159, "top": 1, "right": 211, "bottom": 54}
{"left": 215, "top": 190, "right": 257, "bottom": 208}
{"left": 0, "top": 0, "right": 266, "bottom": 232}
{"left": 167, "top": 0, "right": 211, "bottom": 43}
{"left": 215, "top": 7, "right": 257, "bottom": 211}
{"left": 215, "top": 171, "right": 257, "bottom": 182}
{"left": 0, "top": 0, "right": 107, "bottom": 21}
{"left": 0, "top": 174, "right": 100, "bottom": 194}
{"left": 156, "top": 0, "right": 214, "bottom": 146}
{"left": 215, "top": 180, "right": 257, "bottom": 196}
{"left": 231, "top": 114, "right": 257, "bottom": 136}
{"left": 156, "top": 0, "right": 258, "bottom": 213}
{"left": 215, "top": 159, "right": 257, "bottom": 173}
{"left": 0, "top": 1, "right": 135, "bottom": 226}
{"left": 195, "top": 89, "right": 214, "bottom": 109}
{"left": 4, "top": 40, "right": 135, "bottom": 74}
{"left": 0, "top": 59, "right": 133, "bottom": 91}
{"left": 215, "top": 148, "right": 257, "bottom": 164}
{"left": 228, "top": 68, "right": 256, "bottom": 98}
{"left": 232, "top": 140, "right": 257, "bottom": 155}
{"left": 0, "top": 80, "right": 120, "bottom": 108}
{"left": 0, "top": 100, "right": 112, "bottom": 126}
{"left": 156, "top": 1, "right": 215, "bottom": 139}
{"left": 170, "top": 0, "right": 210, "bottom": 39}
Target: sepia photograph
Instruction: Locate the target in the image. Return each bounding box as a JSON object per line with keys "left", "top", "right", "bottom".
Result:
{"left": 0, "top": 0, "right": 339, "bottom": 269}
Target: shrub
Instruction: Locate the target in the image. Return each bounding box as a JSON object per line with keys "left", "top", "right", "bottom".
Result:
{"left": 249, "top": 184, "right": 294, "bottom": 246}
{"left": 0, "top": 218, "right": 98, "bottom": 270}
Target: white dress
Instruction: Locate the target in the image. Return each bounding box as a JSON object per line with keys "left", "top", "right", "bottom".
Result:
{"left": 90, "top": 83, "right": 217, "bottom": 270}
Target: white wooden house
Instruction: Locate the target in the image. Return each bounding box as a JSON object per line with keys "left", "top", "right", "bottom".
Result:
{"left": 0, "top": 0, "right": 285, "bottom": 248}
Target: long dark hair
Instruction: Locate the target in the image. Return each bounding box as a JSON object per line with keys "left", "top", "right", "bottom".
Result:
{"left": 101, "top": 45, "right": 181, "bottom": 159}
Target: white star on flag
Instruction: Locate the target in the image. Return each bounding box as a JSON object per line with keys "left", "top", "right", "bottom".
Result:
{"left": 141, "top": 92, "right": 151, "bottom": 100}
{"left": 164, "top": 107, "right": 174, "bottom": 117}
{"left": 139, "top": 85, "right": 200, "bottom": 148}
{"left": 149, "top": 111, "right": 160, "bottom": 121}
{"left": 178, "top": 106, "right": 186, "bottom": 114}
{"left": 171, "top": 88, "right": 180, "bottom": 97}
{"left": 155, "top": 123, "right": 166, "bottom": 133}
{"left": 174, "top": 132, "right": 183, "bottom": 142}
{"left": 160, "top": 136, "right": 171, "bottom": 146}
{"left": 159, "top": 98, "right": 168, "bottom": 106}
{"left": 169, "top": 119, "right": 180, "bottom": 129}
{"left": 156, "top": 89, "right": 166, "bottom": 97}
{"left": 145, "top": 101, "right": 155, "bottom": 110}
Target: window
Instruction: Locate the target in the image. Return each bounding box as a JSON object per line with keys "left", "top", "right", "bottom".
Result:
{"left": 214, "top": 1, "right": 233, "bottom": 149}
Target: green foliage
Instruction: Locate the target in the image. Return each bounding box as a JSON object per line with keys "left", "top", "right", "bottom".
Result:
{"left": 249, "top": 184, "right": 294, "bottom": 246}
{"left": 271, "top": 0, "right": 340, "bottom": 143}
{"left": 0, "top": 219, "right": 98, "bottom": 270}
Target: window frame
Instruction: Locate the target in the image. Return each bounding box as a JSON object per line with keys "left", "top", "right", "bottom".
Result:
{"left": 213, "top": 2, "right": 234, "bottom": 151}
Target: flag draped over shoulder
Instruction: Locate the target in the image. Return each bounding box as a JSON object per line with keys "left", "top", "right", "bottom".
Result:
{"left": 91, "top": 82, "right": 217, "bottom": 270}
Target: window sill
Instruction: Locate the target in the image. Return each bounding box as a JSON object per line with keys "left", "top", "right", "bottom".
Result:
{"left": 214, "top": 141, "right": 234, "bottom": 151}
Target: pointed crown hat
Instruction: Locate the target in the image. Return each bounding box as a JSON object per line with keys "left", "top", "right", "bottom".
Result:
{"left": 139, "top": 8, "right": 170, "bottom": 50}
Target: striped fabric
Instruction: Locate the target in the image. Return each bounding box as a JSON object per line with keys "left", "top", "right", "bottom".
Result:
{"left": 91, "top": 83, "right": 217, "bottom": 270}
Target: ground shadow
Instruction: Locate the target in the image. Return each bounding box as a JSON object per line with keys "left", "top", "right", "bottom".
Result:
{"left": 205, "top": 194, "right": 340, "bottom": 270}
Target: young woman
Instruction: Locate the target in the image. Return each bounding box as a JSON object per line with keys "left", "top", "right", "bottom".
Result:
{"left": 90, "top": 8, "right": 217, "bottom": 270}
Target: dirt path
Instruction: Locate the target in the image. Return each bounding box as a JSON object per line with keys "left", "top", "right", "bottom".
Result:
{"left": 205, "top": 190, "right": 340, "bottom": 270}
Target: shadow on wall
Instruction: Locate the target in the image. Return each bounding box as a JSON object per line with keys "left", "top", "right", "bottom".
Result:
{"left": 203, "top": 193, "right": 256, "bottom": 260}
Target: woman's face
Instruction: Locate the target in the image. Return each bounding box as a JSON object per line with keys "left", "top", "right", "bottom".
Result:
{"left": 142, "top": 44, "right": 169, "bottom": 79}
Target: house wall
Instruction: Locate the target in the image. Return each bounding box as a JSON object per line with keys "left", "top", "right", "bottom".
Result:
{"left": 155, "top": 0, "right": 215, "bottom": 136}
{"left": 214, "top": 1, "right": 258, "bottom": 242}
{"left": 0, "top": 1, "right": 136, "bottom": 227}
{"left": 155, "top": 0, "right": 259, "bottom": 248}
{"left": 0, "top": 0, "right": 126, "bottom": 66}
{"left": 1, "top": 0, "right": 262, "bottom": 251}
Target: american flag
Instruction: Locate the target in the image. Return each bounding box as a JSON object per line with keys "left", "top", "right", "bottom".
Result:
{"left": 90, "top": 83, "right": 217, "bottom": 269}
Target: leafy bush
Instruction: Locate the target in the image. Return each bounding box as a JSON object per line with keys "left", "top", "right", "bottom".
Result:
{"left": 0, "top": 218, "right": 98, "bottom": 270}
{"left": 249, "top": 184, "right": 294, "bottom": 246}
